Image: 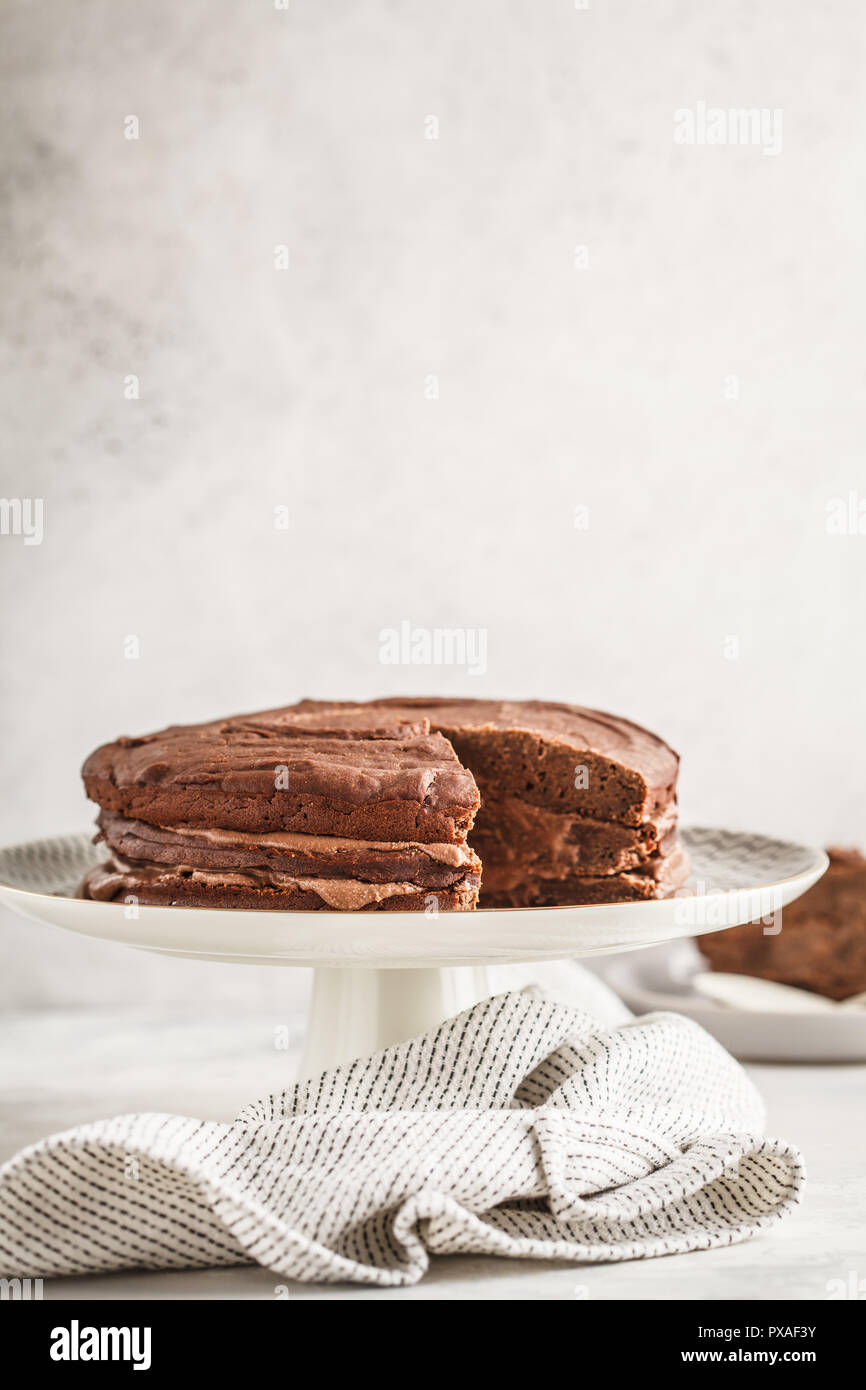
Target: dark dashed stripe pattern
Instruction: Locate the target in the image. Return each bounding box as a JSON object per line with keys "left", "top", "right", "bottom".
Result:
{"left": 0, "top": 991, "right": 804, "bottom": 1285}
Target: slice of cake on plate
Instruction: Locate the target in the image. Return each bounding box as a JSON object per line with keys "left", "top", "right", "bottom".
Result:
{"left": 80, "top": 696, "right": 688, "bottom": 911}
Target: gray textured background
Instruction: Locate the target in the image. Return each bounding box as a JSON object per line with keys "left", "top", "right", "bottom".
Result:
{"left": 1, "top": 0, "right": 863, "bottom": 1006}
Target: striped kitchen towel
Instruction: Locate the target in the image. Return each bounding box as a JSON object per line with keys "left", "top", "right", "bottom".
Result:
{"left": 0, "top": 990, "right": 802, "bottom": 1285}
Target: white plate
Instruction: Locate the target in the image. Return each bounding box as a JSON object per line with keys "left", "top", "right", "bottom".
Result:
{"left": 0, "top": 827, "right": 828, "bottom": 970}
{"left": 601, "top": 940, "right": 866, "bottom": 1063}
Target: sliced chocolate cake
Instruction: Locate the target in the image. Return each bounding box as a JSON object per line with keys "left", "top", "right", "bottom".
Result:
{"left": 289, "top": 698, "right": 688, "bottom": 908}
{"left": 80, "top": 697, "right": 687, "bottom": 911}
{"left": 700, "top": 847, "right": 866, "bottom": 1000}
{"left": 80, "top": 709, "right": 482, "bottom": 911}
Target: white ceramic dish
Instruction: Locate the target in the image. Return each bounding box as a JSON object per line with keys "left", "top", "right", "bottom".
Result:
{"left": 602, "top": 940, "right": 866, "bottom": 1064}
{"left": 0, "top": 826, "right": 827, "bottom": 967}
{"left": 0, "top": 827, "right": 828, "bottom": 1073}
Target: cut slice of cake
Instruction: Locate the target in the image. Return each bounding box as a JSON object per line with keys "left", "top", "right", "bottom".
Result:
{"left": 291, "top": 697, "right": 689, "bottom": 908}
{"left": 358, "top": 698, "right": 679, "bottom": 828}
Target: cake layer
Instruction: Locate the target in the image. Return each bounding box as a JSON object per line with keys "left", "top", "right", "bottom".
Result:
{"left": 291, "top": 698, "right": 679, "bottom": 827}
{"left": 96, "top": 811, "right": 480, "bottom": 890}
{"left": 80, "top": 851, "right": 480, "bottom": 913}
{"left": 481, "top": 842, "right": 691, "bottom": 908}
{"left": 83, "top": 710, "right": 480, "bottom": 843}
{"left": 699, "top": 847, "right": 866, "bottom": 1000}
{"left": 468, "top": 795, "right": 678, "bottom": 880}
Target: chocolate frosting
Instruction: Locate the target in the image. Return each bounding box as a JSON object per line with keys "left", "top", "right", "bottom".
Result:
{"left": 294, "top": 698, "right": 679, "bottom": 796}
{"left": 83, "top": 713, "right": 480, "bottom": 842}
{"left": 96, "top": 811, "right": 479, "bottom": 888}
{"left": 81, "top": 851, "right": 480, "bottom": 912}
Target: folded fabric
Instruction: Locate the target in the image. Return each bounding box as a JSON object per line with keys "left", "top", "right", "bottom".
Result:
{"left": 0, "top": 990, "right": 803, "bottom": 1285}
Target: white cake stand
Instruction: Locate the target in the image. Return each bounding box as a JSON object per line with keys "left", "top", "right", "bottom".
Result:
{"left": 0, "top": 828, "right": 827, "bottom": 1077}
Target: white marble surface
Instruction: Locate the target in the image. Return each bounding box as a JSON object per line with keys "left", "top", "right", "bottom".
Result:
{"left": 2, "top": 1005, "right": 864, "bottom": 1301}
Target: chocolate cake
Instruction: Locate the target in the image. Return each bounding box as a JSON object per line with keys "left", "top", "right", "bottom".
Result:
{"left": 700, "top": 847, "right": 866, "bottom": 1000}
{"left": 80, "top": 698, "right": 688, "bottom": 911}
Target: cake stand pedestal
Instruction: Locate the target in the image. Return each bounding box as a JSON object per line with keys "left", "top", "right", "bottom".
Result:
{"left": 302, "top": 965, "right": 493, "bottom": 1076}
{"left": 298, "top": 960, "right": 631, "bottom": 1077}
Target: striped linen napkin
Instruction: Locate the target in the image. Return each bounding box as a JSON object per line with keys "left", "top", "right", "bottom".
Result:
{"left": 0, "top": 990, "right": 802, "bottom": 1285}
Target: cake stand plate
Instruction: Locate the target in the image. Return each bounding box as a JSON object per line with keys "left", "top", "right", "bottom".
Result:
{"left": 0, "top": 828, "right": 827, "bottom": 1076}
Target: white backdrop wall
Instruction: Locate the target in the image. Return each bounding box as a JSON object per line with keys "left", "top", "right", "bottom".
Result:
{"left": 1, "top": 0, "right": 863, "bottom": 1006}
